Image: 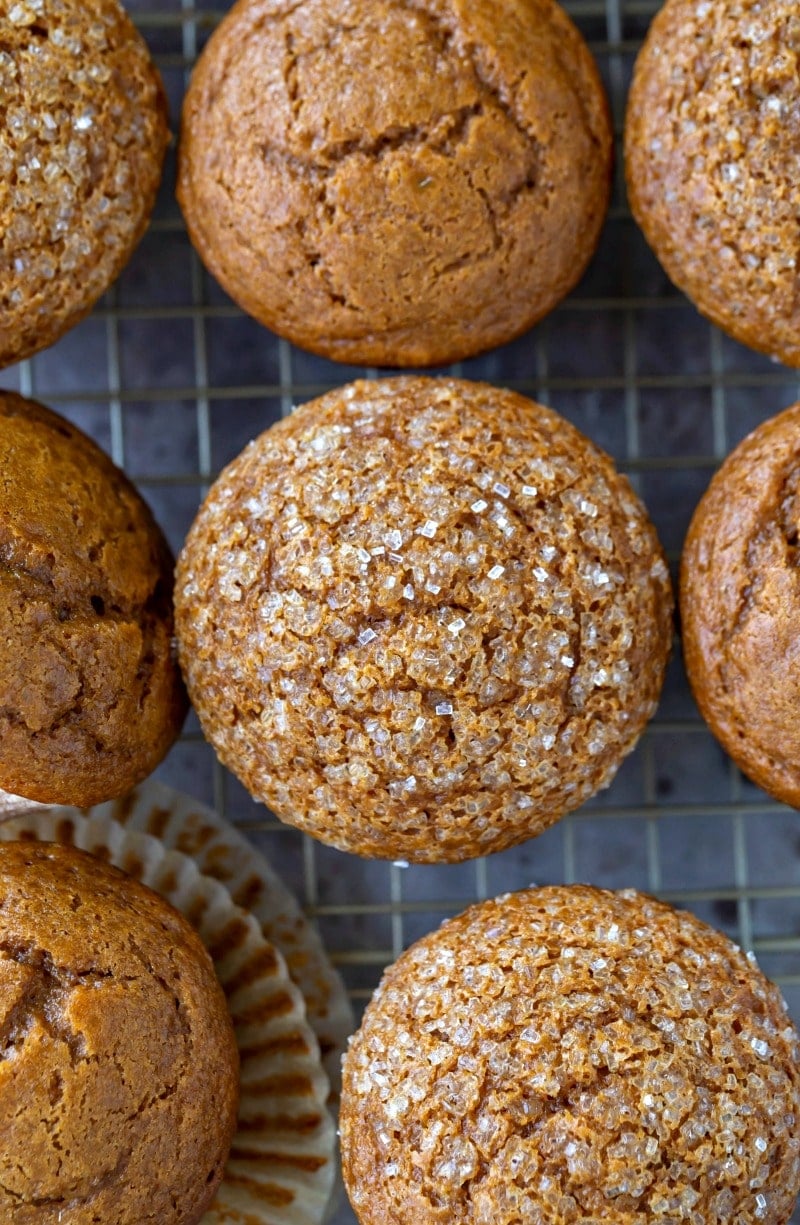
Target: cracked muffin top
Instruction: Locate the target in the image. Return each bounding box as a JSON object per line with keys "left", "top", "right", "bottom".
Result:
{"left": 177, "top": 0, "right": 612, "bottom": 367}
{"left": 625, "top": 0, "right": 800, "bottom": 367}
{"left": 682, "top": 402, "right": 800, "bottom": 807}
{"left": 0, "top": 393, "right": 187, "bottom": 806}
{"left": 0, "top": 0, "right": 169, "bottom": 369}
{"left": 341, "top": 886, "right": 800, "bottom": 1225}
{"left": 0, "top": 841, "right": 239, "bottom": 1225}
{"left": 175, "top": 377, "right": 672, "bottom": 863}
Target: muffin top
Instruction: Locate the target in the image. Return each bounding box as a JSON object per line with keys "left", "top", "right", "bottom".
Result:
{"left": 0, "top": 0, "right": 168, "bottom": 368}
{"left": 0, "top": 841, "right": 239, "bottom": 1225}
{"left": 626, "top": 0, "right": 800, "bottom": 366}
{"left": 0, "top": 393, "right": 187, "bottom": 805}
{"left": 681, "top": 402, "right": 800, "bottom": 806}
{"left": 176, "top": 377, "right": 672, "bottom": 862}
{"left": 178, "top": 0, "right": 612, "bottom": 367}
{"left": 341, "top": 885, "right": 800, "bottom": 1225}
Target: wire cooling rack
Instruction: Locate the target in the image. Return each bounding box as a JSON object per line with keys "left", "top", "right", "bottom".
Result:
{"left": 4, "top": 3, "right": 800, "bottom": 1221}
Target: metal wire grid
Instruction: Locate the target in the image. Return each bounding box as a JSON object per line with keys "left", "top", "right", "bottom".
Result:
{"left": 4, "top": 2, "right": 800, "bottom": 1219}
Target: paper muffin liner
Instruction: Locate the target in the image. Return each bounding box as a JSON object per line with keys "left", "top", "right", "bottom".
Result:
{"left": 0, "top": 809, "right": 337, "bottom": 1225}
{"left": 80, "top": 780, "right": 352, "bottom": 1097}
{"left": 0, "top": 788, "right": 48, "bottom": 820}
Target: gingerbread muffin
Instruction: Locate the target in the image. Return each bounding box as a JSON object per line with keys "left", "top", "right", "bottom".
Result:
{"left": 0, "top": 840, "right": 239, "bottom": 1225}
{"left": 0, "top": 0, "right": 168, "bottom": 369}
{"left": 626, "top": 0, "right": 800, "bottom": 366}
{"left": 341, "top": 885, "right": 800, "bottom": 1225}
{"left": 177, "top": 0, "right": 613, "bottom": 367}
{"left": 681, "top": 402, "right": 800, "bottom": 806}
{"left": 0, "top": 393, "right": 187, "bottom": 806}
{"left": 175, "top": 377, "right": 672, "bottom": 863}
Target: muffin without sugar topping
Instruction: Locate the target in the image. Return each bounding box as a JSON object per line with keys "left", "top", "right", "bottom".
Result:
{"left": 0, "top": 841, "right": 239, "bottom": 1225}
{"left": 177, "top": 0, "right": 612, "bottom": 367}
{"left": 0, "top": 0, "right": 168, "bottom": 368}
{"left": 0, "top": 393, "right": 187, "bottom": 806}
{"left": 681, "top": 402, "right": 800, "bottom": 808}
{"left": 341, "top": 886, "right": 800, "bottom": 1225}
{"left": 176, "top": 377, "right": 672, "bottom": 862}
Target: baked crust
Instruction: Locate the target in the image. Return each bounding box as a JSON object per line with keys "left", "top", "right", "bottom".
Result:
{"left": 626, "top": 0, "right": 800, "bottom": 366}
{"left": 178, "top": 0, "right": 612, "bottom": 367}
{"left": 0, "top": 841, "right": 239, "bottom": 1225}
{"left": 176, "top": 377, "right": 672, "bottom": 861}
{"left": 341, "top": 885, "right": 800, "bottom": 1224}
{"left": 0, "top": 393, "right": 187, "bottom": 805}
{"left": 0, "top": 0, "right": 169, "bottom": 368}
{"left": 681, "top": 402, "right": 800, "bottom": 805}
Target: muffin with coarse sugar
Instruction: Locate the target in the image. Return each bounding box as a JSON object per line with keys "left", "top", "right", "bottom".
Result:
{"left": 0, "top": 840, "right": 239, "bottom": 1225}
{"left": 0, "top": 393, "right": 187, "bottom": 806}
{"left": 626, "top": 0, "right": 800, "bottom": 366}
{"left": 0, "top": 0, "right": 169, "bottom": 369}
{"left": 341, "top": 885, "right": 800, "bottom": 1225}
{"left": 176, "top": 377, "right": 672, "bottom": 863}
{"left": 682, "top": 402, "right": 800, "bottom": 807}
{"left": 177, "top": 0, "right": 613, "bottom": 367}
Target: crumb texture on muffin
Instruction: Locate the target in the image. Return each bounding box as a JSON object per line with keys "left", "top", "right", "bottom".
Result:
{"left": 0, "top": 0, "right": 168, "bottom": 368}
{"left": 176, "top": 378, "right": 672, "bottom": 862}
{"left": 0, "top": 841, "right": 239, "bottom": 1225}
{"left": 341, "top": 885, "right": 800, "bottom": 1225}
{"left": 681, "top": 402, "right": 800, "bottom": 807}
{"left": 0, "top": 394, "right": 187, "bottom": 805}
{"left": 178, "top": 0, "right": 612, "bottom": 366}
{"left": 625, "top": 0, "right": 800, "bottom": 366}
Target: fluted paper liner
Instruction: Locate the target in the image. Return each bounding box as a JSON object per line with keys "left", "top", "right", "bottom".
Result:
{"left": 0, "top": 788, "right": 48, "bottom": 820}
{"left": 82, "top": 781, "right": 352, "bottom": 1096}
{"left": 0, "top": 810, "right": 337, "bottom": 1225}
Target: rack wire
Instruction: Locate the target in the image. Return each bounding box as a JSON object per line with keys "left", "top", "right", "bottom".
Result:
{"left": 5, "top": 2, "right": 800, "bottom": 1221}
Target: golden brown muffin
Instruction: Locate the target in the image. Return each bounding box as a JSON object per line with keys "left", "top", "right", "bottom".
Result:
{"left": 341, "top": 885, "right": 800, "bottom": 1225}
{"left": 0, "top": 0, "right": 169, "bottom": 369}
{"left": 177, "top": 0, "right": 612, "bottom": 368}
{"left": 681, "top": 403, "right": 800, "bottom": 806}
{"left": 175, "top": 377, "right": 673, "bottom": 863}
{"left": 0, "top": 809, "right": 341, "bottom": 1225}
{"left": 0, "top": 393, "right": 188, "bottom": 806}
{"left": 0, "top": 840, "right": 239, "bottom": 1225}
{"left": 625, "top": 0, "right": 800, "bottom": 366}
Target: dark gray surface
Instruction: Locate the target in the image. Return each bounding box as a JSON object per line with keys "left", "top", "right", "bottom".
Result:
{"left": 3, "top": 3, "right": 800, "bottom": 1223}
